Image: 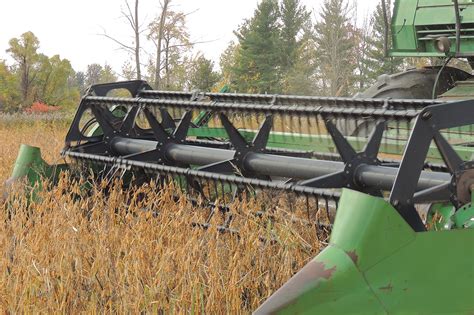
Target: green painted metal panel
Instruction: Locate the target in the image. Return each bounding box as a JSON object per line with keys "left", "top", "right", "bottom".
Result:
{"left": 9, "top": 144, "right": 67, "bottom": 185}
{"left": 254, "top": 246, "right": 387, "bottom": 314}
{"left": 256, "top": 189, "right": 474, "bottom": 314}
{"left": 5, "top": 144, "right": 68, "bottom": 201}
{"left": 330, "top": 191, "right": 416, "bottom": 272}
{"left": 188, "top": 127, "right": 474, "bottom": 162}
{"left": 365, "top": 229, "right": 474, "bottom": 313}
{"left": 391, "top": 0, "right": 474, "bottom": 57}
{"left": 391, "top": 0, "right": 419, "bottom": 52}
{"left": 415, "top": 0, "right": 474, "bottom": 26}
{"left": 439, "top": 80, "right": 474, "bottom": 99}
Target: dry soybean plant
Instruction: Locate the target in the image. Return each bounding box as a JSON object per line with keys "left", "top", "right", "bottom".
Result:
{"left": 0, "top": 175, "right": 327, "bottom": 313}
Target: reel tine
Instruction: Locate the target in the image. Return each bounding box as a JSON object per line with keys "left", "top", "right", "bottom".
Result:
{"left": 305, "top": 195, "right": 311, "bottom": 222}
{"left": 324, "top": 197, "right": 330, "bottom": 224}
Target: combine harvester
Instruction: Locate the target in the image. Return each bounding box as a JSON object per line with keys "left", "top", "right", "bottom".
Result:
{"left": 6, "top": 0, "right": 474, "bottom": 313}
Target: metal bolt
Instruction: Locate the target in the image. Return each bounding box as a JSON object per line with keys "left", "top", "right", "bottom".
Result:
{"left": 421, "top": 111, "right": 432, "bottom": 120}
{"left": 393, "top": 200, "right": 399, "bottom": 206}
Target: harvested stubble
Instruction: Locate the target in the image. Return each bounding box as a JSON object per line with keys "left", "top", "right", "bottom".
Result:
{"left": 0, "top": 177, "right": 326, "bottom": 313}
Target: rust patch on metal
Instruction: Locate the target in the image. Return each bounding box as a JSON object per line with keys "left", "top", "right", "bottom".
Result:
{"left": 311, "top": 260, "right": 337, "bottom": 280}
{"left": 252, "top": 259, "right": 337, "bottom": 314}
{"left": 379, "top": 283, "right": 393, "bottom": 293}
{"left": 346, "top": 250, "right": 359, "bottom": 265}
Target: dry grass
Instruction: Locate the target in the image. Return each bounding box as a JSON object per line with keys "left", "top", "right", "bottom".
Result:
{"left": 0, "top": 113, "right": 69, "bottom": 183}
{"left": 0, "top": 115, "right": 324, "bottom": 313}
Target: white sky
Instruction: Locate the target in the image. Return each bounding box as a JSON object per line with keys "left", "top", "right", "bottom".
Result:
{"left": 0, "top": 0, "right": 375, "bottom": 75}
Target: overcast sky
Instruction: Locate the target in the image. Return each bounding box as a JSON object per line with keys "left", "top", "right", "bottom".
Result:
{"left": 0, "top": 0, "right": 375, "bottom": 76}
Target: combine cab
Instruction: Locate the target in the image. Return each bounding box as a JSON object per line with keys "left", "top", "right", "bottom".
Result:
{"left": 5, "top": 0, "right": 474, "bottom": 313}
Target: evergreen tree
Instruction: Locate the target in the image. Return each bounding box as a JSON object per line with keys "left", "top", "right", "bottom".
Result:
{"left": 232, "top": 0, "right": 281, "bottom": 93}
{"left": 283, "top": 32, "right": 319, "bottom": 95}
{"left": 279, "top": 0, "right": 313, "bottom": 94}
{"left": 189, "top": 55, "right": 220, "bottom": 91}
{"left": 353, "top": 17, "right": 374, "bottom": 92}
{"left": 219, "top": 41, "right": 239, "bottom": 89}
{"left": 314, "top": 0, "right": 356, "bottom": 96}
{"left": 366, "top": 1, "right": 404, "bottom": 79}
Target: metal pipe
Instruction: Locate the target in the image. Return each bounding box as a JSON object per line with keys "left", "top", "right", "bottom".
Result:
{"left": 110, "top": 137, "right": 451, "bottom": 192}
{"left": 453, "top": 0, "right": 462, "bottom": 56}
{"left": 354, "top": 164, "right": 450, "bottom": 192}
{"left": 243, "top": 152, "right": 342, "bottom": 179}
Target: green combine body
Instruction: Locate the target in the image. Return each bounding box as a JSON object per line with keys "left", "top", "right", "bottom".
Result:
{"left": 391, "top": 0, "right": 474, "bottom": 58}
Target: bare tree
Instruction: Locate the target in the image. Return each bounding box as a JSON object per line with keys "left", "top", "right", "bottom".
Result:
{"left": 101, "top": 0, "right": 142, "bottom": 80}
{"left": 354, "top": 14, "right": 373, "bottom": 91}
{"left": 148, "top": 2, "right": 215, "bottom": 89}
{"left": 150, "top": 0, "right": 170, "bottom": 88}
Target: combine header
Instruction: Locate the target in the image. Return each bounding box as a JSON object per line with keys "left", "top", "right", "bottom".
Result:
{"left": 5, "top": 0, "right": 474, "bottom": 313}
{"left": 7, "top": 80, "right": 474, "bottom": 313}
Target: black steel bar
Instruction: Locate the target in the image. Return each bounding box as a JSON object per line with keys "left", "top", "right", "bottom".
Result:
{"left": 453, "top": 0, "right": 462, "bottom": 56}
{"left": 64, "top": 150, "right": 341, "bottom": 199}
{"left": 105, "top": 136, "right": 451, "bottom": 192}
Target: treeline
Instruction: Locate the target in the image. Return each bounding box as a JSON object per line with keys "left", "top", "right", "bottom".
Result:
{"left": 0, "top": 32, "right": 121, "bottom": 112}
{"left": 0, "top": 32, "right": 79, "bottom": 112}
{"left": 128, "top": 0, "right": 407, "bottom": 96}
{"left": 1, "top": 0, "right": 429, "bottom": 112}
{"left": 119, "top": 0, "right": 409, "bottom": 96}
{"left": 221, "top": 0, "right": 405, "bottom": 96}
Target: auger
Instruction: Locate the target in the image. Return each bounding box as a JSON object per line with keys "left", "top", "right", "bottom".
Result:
{"left": 6, "top": 0, "right": 474, "bottom": 313}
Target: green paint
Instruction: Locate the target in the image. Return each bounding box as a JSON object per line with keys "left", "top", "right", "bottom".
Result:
{"left": 9, "top": 144, "right": 67, "bottom": 186}
{"left": 255, "top": 189, "right": 474, "bottom": 314}
{"left": 391, "top": 0, "right": 474, "bottom": 57}
{"left": 192, "top": 85, "right": 230, "bottom": 127}
{"left": 452, "top": 202, "right": 474, "bottom": 228}
{"left": 439, "top": 80, "right": 474, "bottom": 100}
{"left": 5, "top": 144, "right": 67, "bottom": 200}
{"left": 188, "top": 127, "right": 474, "bottom": 162}
{"left": 426, "top": 203, "right": 456, "bottom": 230}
